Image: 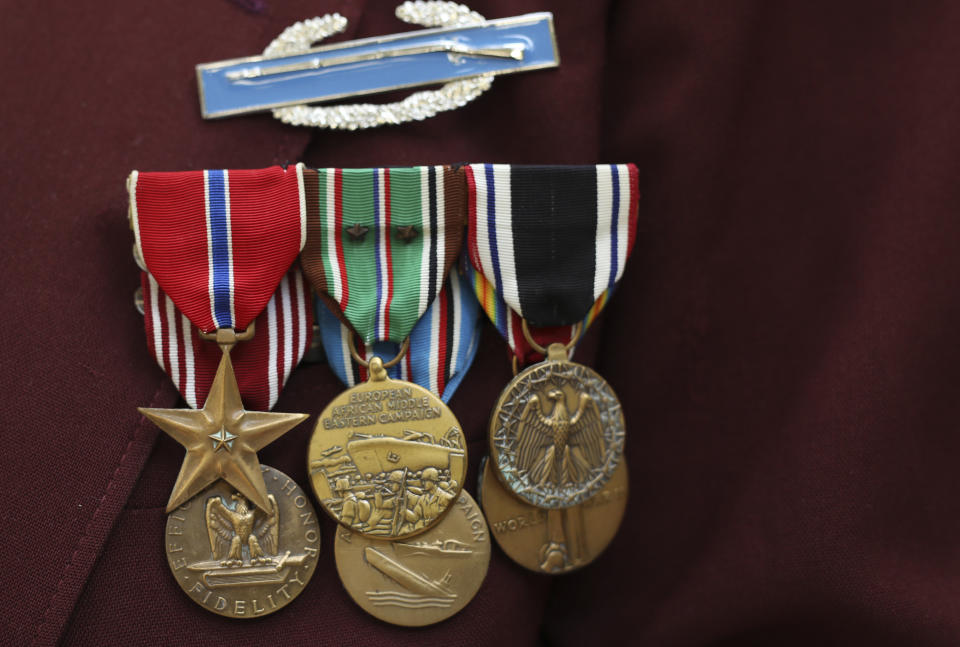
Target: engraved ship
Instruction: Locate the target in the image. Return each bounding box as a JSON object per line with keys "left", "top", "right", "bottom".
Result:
{"left": 394, "top": 539, "right": 473, "bottom": 559}
{"left": 188, "top": 550, "right": 310, "bottom": 588}
{"left": 363, "top": 546, "right": 455, "bottom": 598}
{"left": 347, "top": 431, "right": 466, "bottom": 475}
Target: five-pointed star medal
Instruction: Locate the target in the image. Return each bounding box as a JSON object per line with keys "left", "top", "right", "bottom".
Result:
{"left": 139, "top": 350, "right": 308, "bottom": 513}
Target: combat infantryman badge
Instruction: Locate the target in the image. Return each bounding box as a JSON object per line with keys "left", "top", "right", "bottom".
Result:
{"left": 195, "top": 2, "right": 559, "bottom": 129}
{"left": 129, "top": 165, "right": 319, "bottom": 616}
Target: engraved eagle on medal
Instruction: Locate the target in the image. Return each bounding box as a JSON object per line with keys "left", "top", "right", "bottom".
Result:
{"left": 206, "top": 493, "right": 279, "bottom": 567}
{"left": 491, "top": 360, "right": 625, "bottom": 509}
{"left": 516, "top": 385, "right": 604, "bottom": 487}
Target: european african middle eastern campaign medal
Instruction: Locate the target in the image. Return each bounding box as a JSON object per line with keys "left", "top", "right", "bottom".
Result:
{"left": 300, "top": 165, "right": 488, "bottom": 624}
{"left": 302, "top": 166, "right": 468, "bottom": 541}
{"left": 129, "top": 165, "right": 320, "bottom": 616}
{"left": 465, "top": 163, "right": 639, "bottom": 571}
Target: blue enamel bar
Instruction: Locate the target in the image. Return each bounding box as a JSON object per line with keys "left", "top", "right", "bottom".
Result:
{"left": 196, "top": 12, "right": 559, "bottom": 119}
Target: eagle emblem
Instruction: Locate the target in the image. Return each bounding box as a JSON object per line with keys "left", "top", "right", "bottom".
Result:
{"left": 206, "top": 493, "right": 280, "bottom": 567}
{"left": 515, "top": 385, "right": 605, "bottom": 487}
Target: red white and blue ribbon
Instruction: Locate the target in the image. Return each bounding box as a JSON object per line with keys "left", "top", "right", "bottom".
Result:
{"left": 316, "top": 270, "right": 481, "bottom": 402}
{"left": 141, "top": 268, "right": 312, "bottom": 411}
{"left": 465, "top": 163, "right": 639, "bottom": 327}
{"left": 129, "top": 164, "right": 309, "bottom": 410}
{"left": 129, "top": 164, "right": 307, "bottom": 333}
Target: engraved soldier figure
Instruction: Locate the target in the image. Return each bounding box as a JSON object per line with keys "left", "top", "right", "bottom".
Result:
{"left": 407, "top": 467, "right": 456, "bottom": 531}
{"left": 336, "top": 477, "right": 371, "bottom": 529}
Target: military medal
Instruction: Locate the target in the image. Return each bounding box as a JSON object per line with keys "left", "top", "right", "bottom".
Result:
{"left": 488, "top": 322, "right": 625, "bottom": 508}
{"left": 301, "top": 165, "right": 468, "bottom": 541}
{"left": 308, "top": 341, "right": 468, "bottom": 540}
{"left": 166, "top": 465, "right": 321, "bottom": 618}
{"left": 300, "top": 164, "right": 489, "bottom": 624}
{"left": 464, "top": 163, "right": 640, "bottom": 570}
{"left": 334, "top": 490, "right": 489, "bottom": 626}
{"left": 479, "top": 457, "right": 627, "bottom": 574}
{"left": 129, "top": 165, "right": 319, "bottom": 616}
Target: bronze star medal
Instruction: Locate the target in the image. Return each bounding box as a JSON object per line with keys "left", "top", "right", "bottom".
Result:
{"left": 140, "top": 335, "right": 308, "bottom": 513}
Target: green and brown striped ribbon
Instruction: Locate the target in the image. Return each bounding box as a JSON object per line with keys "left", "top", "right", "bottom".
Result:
{"left": 300, "top": 166, "right": 465, "bottom": 344}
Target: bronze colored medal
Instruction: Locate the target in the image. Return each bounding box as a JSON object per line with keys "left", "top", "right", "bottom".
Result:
{"left": 334, "top": 490, "right": 490, "bottom": 626}
{"left": 140, "top": 332, "right": 307, "bottom": 512}
{"left": 165, "top": 464, "right": 321, "bottom": 618}
{"left": 140, "top": 327, "right": 309, "bottom": 513}
{"left": 308, "top": 352, "right": 467, "bottom": 540}
{"left": 489, "top": 329, "right": 626, "bottom": 509}
{"left": 480, "top": 457, "right": 628, "bottom": 574}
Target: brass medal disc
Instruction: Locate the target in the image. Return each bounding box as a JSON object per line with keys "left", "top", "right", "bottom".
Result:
{"left": 308, "top": 371, "right": 467, "bottom": 540}
{"left": 334, "top": 490, "right": 490, "bottom": 626}
{"left": 489, "top": 348, "right": 626, "bottom": 508}
{"left": 480, "top": 457, "right": 628, "bottom": 574}
{"left": 165, "top": 465, "right": 321, "bottom": 618}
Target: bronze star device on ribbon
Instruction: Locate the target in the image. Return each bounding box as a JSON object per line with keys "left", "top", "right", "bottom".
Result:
{"left": 128, "top": 165, "right": 320, "bottom": 617}
{"left": 465, "top": 164, "right": 640, "bottom": 573}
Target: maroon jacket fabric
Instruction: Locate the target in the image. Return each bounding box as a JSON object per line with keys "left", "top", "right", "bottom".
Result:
{"left": 4, "top": 1, "right": 960, "bottom": 645}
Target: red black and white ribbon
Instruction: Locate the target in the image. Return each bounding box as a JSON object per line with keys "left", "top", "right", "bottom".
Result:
{"left": 463, "top": 258, "right": 587, "bottom": 366}
{"left": 465, "top": 164, "right": 639, "bottom": 327}
{"left": 129, "top": 164, "right": 307, "bottom": 333}
{"left": 141, "top": 268, "right": 312, "bottom": 411}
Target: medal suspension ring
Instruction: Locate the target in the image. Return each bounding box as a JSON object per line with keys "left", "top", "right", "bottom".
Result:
{"left": 264, "top": 1, "right": 494, "bottom": 129}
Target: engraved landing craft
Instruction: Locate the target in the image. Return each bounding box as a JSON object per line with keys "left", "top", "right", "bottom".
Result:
{"left": 311, "top": 429, "right": 464, "bottom": 537}
{"left": 347, "top": 432, "right": 466, "bottom": 475}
